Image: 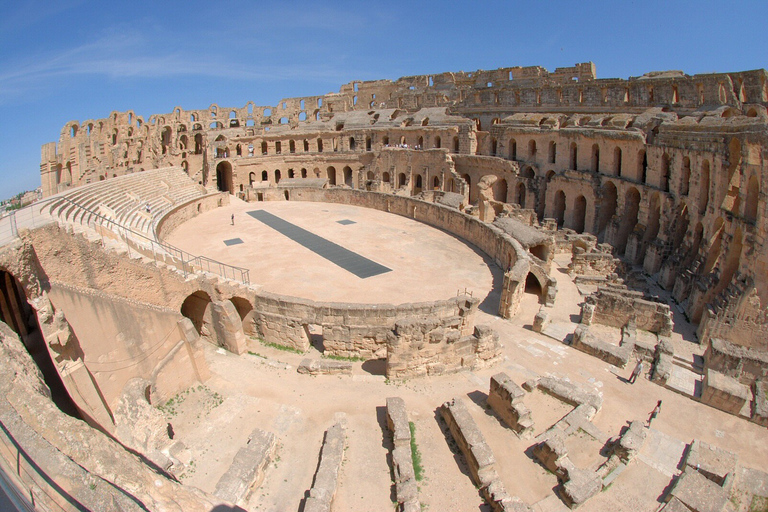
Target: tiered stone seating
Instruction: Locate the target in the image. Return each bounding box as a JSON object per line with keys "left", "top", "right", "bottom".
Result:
{"left": 43, "top": 167, "right": 207, "bottom": 238}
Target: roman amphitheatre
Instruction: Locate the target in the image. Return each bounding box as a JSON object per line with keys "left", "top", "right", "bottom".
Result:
{"left": 0, "top": 61, "right": 766, "bottom": 512}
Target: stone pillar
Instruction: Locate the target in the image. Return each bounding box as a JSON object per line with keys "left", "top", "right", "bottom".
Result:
{"left": 499, "top": 272, "right": 522, "bottom": 319}
{"left": 210, "top": 300, "right": 247, "bottom": 355}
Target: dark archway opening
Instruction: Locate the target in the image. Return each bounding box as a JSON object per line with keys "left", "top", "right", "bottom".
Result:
{"left": 0, "top": 270, "right": 80, "bottom": 418}
{"left": 216, "top": 161, "right": 233, "bottom": 193}
{"left": 524, "top": 272, "right": 543, "bottom": 302}
{"left": 180, "top": 291, "right": 212, "bottom": 336}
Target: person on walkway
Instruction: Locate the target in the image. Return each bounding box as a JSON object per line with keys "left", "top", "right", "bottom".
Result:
{"left": 231, "top": 213, "right": 234, "bottom": 226}
{"left": 647, "top": 400, "right": 662, "bottom": 427}
{"left": 629, "top": 359, "right": 644, "bottom": 384}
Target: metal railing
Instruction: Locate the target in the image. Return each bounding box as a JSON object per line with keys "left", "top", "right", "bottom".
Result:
{"left": 0, "top": 196, "right": 250, "bottom": 285}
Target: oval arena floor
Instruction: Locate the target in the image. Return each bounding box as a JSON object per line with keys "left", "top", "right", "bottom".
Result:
{"left": 163, "top": 198, "right": 497, "bottom": 304}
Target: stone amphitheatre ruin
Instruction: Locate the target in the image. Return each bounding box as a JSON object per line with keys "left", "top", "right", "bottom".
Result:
{"left": 0, "top": 61, "right": 766, "bottom": 511}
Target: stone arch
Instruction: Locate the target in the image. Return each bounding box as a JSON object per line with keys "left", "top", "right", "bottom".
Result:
{"left": 249, "top": 172, "right": 256, "bottom": 187}
{"left": 638, "top": 150, "right": 648, "bottom": 183}
{"left": 672, "top": 202, "right": 690, "bottom": 250}
{"left": 681, "top": 156, "right": 691, "bottom": 196}
{"left": 462, "top": 174, "right": 472, "bottom": 202}
{"left": 216, "top": 161, "right": 233, "bottom": 193}
{"left": 434, "top": 136, "right": 442, "bottom": 149}
{"left": 617, "top": 187, "right": 641, "bottom": 254}
{"left": 591, "top": 144, "right": 600, "bottom": 173}
{"left": 274, "top": 169, "right": 281, "bottom": 184}
{"left": 398, "top": 173, "right": 406, "bottom": 188}
{"left": 614, "top": 147, "right": 622, "bottom": 176}
{"left": 508, "top": 138, "right": 517, "bottom": 160}
{"left": 598, "top": 181, "right": 618, "bottom": 239}
{"left": 327, "top": 166, "right": 337, "bottom": 185}
{"left": 343, "top": 166, "right": 353, "bottom": 187}
{"left": 229, "top": 297, "right": 255, "bottom": 335}
{"left": 644, "top": 193, "right": 662, "bottom": 245}
{"left": 702, "top": 217, "right": 725, "bottom": 275}
{"left": 414, "top": 174, "right": 423, "bottom": 193}
{"left": 573, "top": 195, "right": 587, "bottom": 233}
{"left": 661, "top": 153, "right": 671, "bottom": 192}
{"left": 554, "top": 190, "right": 566, "bottom": 227}
{"left": 700, "top": 159, "right": 710, "bottom": 212}
{"left": 569, "top": 142, "right": 578, "bottom": 170}
{"left": 432, "top": 176, "right": 440, "bottom": 190}
{"left": 516, "top": 182, "right": 526, "bottom": 207}
{"left": 181, "top": 291, "right": 212, "bottom": 336}
{"left": 492, "top": 178, "right": 507, "bottom": 202}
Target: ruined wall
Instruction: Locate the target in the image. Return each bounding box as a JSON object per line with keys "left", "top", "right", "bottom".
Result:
{"left": 583, "top": 288, "right": 673, "bottom": 335}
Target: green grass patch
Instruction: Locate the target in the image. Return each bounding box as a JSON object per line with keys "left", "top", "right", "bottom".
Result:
{"left": 322, "top": 353, "right": 365, "bottom": 362}
{"left": 258, "top": 338, "right": 305, "bottom": 354}
{"left": 248, "top": 351, "right": 266, "bottom": 359}
{"left": 409, "top": 421, "right": 424, "bottom": 481}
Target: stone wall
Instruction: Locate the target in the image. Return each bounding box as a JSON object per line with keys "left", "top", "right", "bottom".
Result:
{"left": 704, "top": 337, "right": 768, "bottom": 386}
{"left": 582, "top": 287, "right": 673, "bottom": 335}
{"left": 155, "top": 192, "right": 230, "bottom": 240}
{"left": 0, "top": 322, "right": 226, "bottom": 511}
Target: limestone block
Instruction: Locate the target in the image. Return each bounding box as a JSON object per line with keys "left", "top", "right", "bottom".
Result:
{"left": 304, "top": 421, "right": 346, "bottom": 512}
{"left": 386, "top": 397, "right": 411, "bottom": 448}
{"left": 668, "top": 468, "right": 729, "bottom": 512}
{"left": 753, "top": 380, "right": 768, "bottom": 427}
{"left": 210, "top": 300, "right": 247, "bottom": 355}
{"left": 700, "top": 369, "right": 751, "bottom": 415}
{"left": 562, "top": 468, "right": 603, "bottom": 508}
{"left": 487, "top": 373, "right": 533, "bottom": 437}
{"left": 297, "top": 358, "right": 352, "bottom": 375}
{"left": 613, "top": 421, "right": 647, "bottom": 462}
{"left": 684, "top": 440, "right": 737, "bottom": 486}
{"left": 533, "top": 309, "right": 550, "bottom": 333}
{"left": 214, "top": 428, "right": 276, "bottom": 505}
{"left": 572, "top": 325, "right": 632, "bottom": 368}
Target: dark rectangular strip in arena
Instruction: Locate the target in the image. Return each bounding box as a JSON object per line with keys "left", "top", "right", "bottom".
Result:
{"left": 246, "top": 210, "right": 392, "bottom": 279}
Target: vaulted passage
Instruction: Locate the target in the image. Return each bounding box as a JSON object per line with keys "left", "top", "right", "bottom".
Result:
{"left": 216, "top": 161, "right": 233, "bottom": 192}
{"left": 0, "top": 269, "right": 79, "bottom": 418}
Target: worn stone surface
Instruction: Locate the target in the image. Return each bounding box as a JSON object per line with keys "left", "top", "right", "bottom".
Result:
{"left": 303, "top": 420, "right": 346, "bottom": 512}
{"left": 297, "top": 358, "right": 353, "bottom": 375}
{"left": 385, "top": 397, "right": 421, "bottom": 512}
{"left": 669, "top": 468, "right": 729, "bottom": 512}
{"left": 684, "top": 439, "right": 737, "bottom": 486}
{"left": 214, "top": 428, "right": 276, "bottom": 505}
{"left": 701, "top": 369, "right": 752, "bottom": 415}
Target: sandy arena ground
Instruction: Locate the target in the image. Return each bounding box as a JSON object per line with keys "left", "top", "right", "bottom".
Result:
{"left": 161, "top": 200, "right": 768, "bottom": 512}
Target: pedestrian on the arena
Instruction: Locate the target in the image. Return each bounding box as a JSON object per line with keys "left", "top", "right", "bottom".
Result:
{"left": 647, "top": 400, "right": 662, "bottom": 427}
{"left": 231, "top": 213, "right": 234, "bottom": 225}
{"left": 628, "top": 359, "right": 644, "bottom": 384}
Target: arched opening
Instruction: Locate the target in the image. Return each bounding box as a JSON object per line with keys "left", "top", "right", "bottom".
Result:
{"left": 194, "top": 133, "right": 204, "bottom": 154}
{"left": 414, "top": 175, "right": 423, "bottom": 193}
{"left": 644, "top": 193, "right": 661, "bottom": 248}
{"left": 597, "top": 182, "right": 618, "bottom": 239}
{"left": 639, "top": 150, "right": 648, "bottom": 183}
{"left": 349, "top": 137, "right": 356, "bottom": 151}
{"left": 672, "top": 203, "right": 690, "bottom": 250}
{"left": 661, "top": 153, "right": 671, "bottom": 192}
{"left": 528, "top": 140, "right": 537, "bottom": 160}
{"left": 432, "top": 176, "right": 440, "bottom": 190}
{"left": 0, "top": 269, "right": 79, "bottom": 417}
{"left": 181, "top": 291, "right": 212, "bottom": 336}
{"left": 229, "top": 297, "right": 255, "bottom": 334}
{"left": 383, "top": 172, "right": 390, "bottom": 183}
{"left": 343, "top": 166, "right": 353, "bottom": 187}
{"left": 614, "top": 147, "right": 622, "bottom": 176}
{"left": 548, "top": 141, "right": 556, "bottom": 164}
{"left": 569, "top": 142, "right": 578, "bottom": 170}
{"left": 435, "top": 136, "right": 442, "bottom": 149}
{"left": 681, "top": 157, "right": 691, "bottom": 196}
{"left": 418, "top": 136, "right": 424, "bottom": 148}
{"left": 492, "top": 178, "right": 507, "bottom": 202}
{"left": 261, "top": 141, "right": 268, "bottom": 155}
{"left": 591, "top": 144, "right": 600, "bottom": 173}
{"left": 491, "top": 138, "right": 497, "bottom": 155}
{"left": 397, "top": 173, "right": 406, "bottom": 188}
{"left": 216, "top": 161, "right": 233, "bottom": 193}
{"left": 326, "top": 166, "right": 336, "bottom": 185}
{"left": 284, "top": 190, "right": 290, "bottom": 201}
{"left": 554, "top": 190, "right": 566, "bottom": 227}
{"left": 745, "top": 175, "right": 759, "bottom": 222}
{"left": 524, "top": 272, "right": 543, "bottom": 301}
{"left": 288, "top": 169, "right": 295, "bottom": 179}
{"left": 573, "top": 195, "right": 587, "bottom": 233}
{"left": 702, "top": 218, "right": 725, "bottom": 276}
{"left": 289, "top": 140, "right": 296, "bottom": 153}
{"left": 516, "top": 182, "right": 526, "bottom": 207}
{"left": 317, "top": 138, "right": 323, "bottom": 152}
{"left": 462, "top": 174, "right": 472, "bottom": 202}
{"left": 301, "top": 168, "right": 308, "bottom": 179}
{"left": 453, "top": 136, "right": 459, "bottom": 153}
{"left": 365, "top": 137, "right": 371, "bottom": 151}
{"left": 303, "top": 139, "right": 310, "bottom": 152}
{"left": 249, "top": 172, "right": 256, "bottom": 187}
{"left": 699, "top": 160, "right": 710, "bottom": 212}
{"left": 261, "top": 170, "right": 268, "bottom": 182}
{"left": 509, "top": 138, "right": 517, "bottom": 160}
{"left": 617, "top": 188, "right": 641, "bottom": 254}
{"left": 274, "top": 169, "right": 281, "bottom": 184}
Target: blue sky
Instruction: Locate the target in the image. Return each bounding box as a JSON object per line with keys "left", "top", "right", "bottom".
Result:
{"left": 0, "top": 0, "right": 766, "bottom": 200}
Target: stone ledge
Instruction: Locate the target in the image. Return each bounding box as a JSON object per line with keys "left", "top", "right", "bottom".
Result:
{"left": 303, "top": 420, "right": 347, "bottom": 512}
{"left": 214, "top": 428, "right": 277, "bottom": 505}
{"left": 297, "top": 358, "right": 353, "bottom": 375}
{"left": 385, "top": 397, "right": 421, "bottom": 512}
